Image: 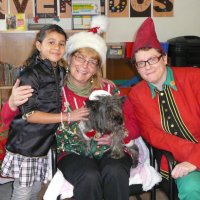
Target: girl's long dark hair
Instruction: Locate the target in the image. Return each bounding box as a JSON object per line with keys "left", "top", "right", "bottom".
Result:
{"left": 25, "top": 24, "right": 67, "bottom": 67}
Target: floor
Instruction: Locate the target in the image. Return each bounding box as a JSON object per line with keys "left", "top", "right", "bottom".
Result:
{"left": 0, "top": 181, "right": 169, "bottom": 200}
{"left": 39, "top": 183, "right": 169, "bottom": 200}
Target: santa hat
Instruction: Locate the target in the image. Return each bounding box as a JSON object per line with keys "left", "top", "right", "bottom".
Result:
{"left": 132, "top": 17, "right": 162, "bottom": 54}
{"left": 66, "top": 15, "right": 108, "bottom": 65}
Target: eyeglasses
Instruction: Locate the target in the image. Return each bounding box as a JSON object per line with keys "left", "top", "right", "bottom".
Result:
{"left": 73, "top": 54, "right": 99, "bottom": 68}
{"left": 135, "top": 55, "right": 163, "bottom": 69}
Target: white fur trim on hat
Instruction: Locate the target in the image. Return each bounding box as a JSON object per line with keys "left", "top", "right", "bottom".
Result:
{"left": 66, "top": 32, "right": 107, "bottom": 65}
{"left": 91, "top": 15, "right": 108, "bottom": 34}
{"left": 89, "top": 90, "right": 111, "bottom": 100}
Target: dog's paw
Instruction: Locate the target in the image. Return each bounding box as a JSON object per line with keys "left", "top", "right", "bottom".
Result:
{"left": 127, "top": 144, "right": 139, "bottom": 168}
{"left": 110, "top": 150, "right": 124, "bottom": 159}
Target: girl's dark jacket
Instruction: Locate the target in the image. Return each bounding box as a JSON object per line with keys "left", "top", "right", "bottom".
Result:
{"left": 6, "top": 59, "right": 65, "bottom": 157}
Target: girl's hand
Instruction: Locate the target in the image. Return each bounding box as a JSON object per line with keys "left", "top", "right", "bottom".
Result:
{"left": 69, "top": 107, "right": 89, "bottom": 122}
{"left": 9, "top": 79, "right": 33, "bottom": 110}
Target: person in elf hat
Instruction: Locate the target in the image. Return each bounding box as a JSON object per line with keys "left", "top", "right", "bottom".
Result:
{"left": 129, "top": 17, "right": 200, "bottom": 200}
{"left": 1, "top": 16, "right": 140, "bottom": 200}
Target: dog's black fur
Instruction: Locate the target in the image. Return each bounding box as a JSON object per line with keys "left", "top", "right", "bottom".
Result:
{"left": 77, "top": 95, "right": 139, "bottom": 167}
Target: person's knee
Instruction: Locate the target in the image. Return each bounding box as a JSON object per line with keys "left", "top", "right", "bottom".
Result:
{"left": 81, "top": 169, "right": 101, "bottom": 185}
{"left": 179, "top": 180, "right": 200, "bottom": 194}
{"left": 105, "top": 163, "right": 127, "bottom": 177}
{"left": 177, "top": 172, "right": 200, "bottom": 200}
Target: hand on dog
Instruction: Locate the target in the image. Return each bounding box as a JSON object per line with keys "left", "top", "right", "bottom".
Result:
{"left": 70, "top": 107, "right": 90, "bottom": 122}
{"left": 94, "top": 134, "right": 111, "bottom": 146}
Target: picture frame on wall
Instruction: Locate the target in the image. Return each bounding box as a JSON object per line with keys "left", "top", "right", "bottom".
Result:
{"left": 71, "top": 0, "right": 100, "bottom": 30}
{"left": 72, "top": 0, "right": 100, "bottom": 16}
{"left": 72, "top": 15, "right": 92, "bottom": 30}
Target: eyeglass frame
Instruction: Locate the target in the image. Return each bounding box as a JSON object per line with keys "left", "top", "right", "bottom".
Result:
{"left": 73, "top": 53, "right": 99, "bottom": 68}
{"left": 135, "top": 54, "right": 163, "bottom": 69}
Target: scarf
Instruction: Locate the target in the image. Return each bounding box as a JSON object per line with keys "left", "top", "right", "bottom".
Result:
{"left": 67, "top": 76, "right": 92, "bottom": 97}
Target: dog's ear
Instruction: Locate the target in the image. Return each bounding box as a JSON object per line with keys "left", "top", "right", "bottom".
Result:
{"left": 85, "top": 99, "right": 99, "bottom": 111}
{"left": 120, "top": 96, "right": 126, "bottom": 104}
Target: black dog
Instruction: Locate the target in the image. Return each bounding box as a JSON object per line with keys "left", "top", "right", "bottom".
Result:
{"left": 77, "top": 94, "right": 139, "bottom": 167}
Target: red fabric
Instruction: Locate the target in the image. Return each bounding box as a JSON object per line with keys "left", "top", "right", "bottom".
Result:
{"left": 62, "top": 83, "right": 140, "bottom": 147}
{"left": 1, "top": 101, "right": 19, "bottom": 127}
{"left": 85, "top": 130, "right": 97, "bottom": 138}
{"left": 125, "top": 42, "right": 134, "bottom": 59}
{"left": 128, "top": 67, "right": 200, "bottom": 170}
{"left": 0, "top": 113, "right": 9, "bottom": 163}
{"left": 132, "top": 17, "right": 162, "bottom": 54}
{"left": 88, "top": 27, "right": 99, "bottom": 33}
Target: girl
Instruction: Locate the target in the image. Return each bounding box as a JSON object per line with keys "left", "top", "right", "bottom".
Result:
{"left": 1, "top": 24, "right": 89, "bottom": 200}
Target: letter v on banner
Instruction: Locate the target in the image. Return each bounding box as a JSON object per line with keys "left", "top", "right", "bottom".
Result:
{"left": 13, "top": 0, "right": 29, "bottom": 13}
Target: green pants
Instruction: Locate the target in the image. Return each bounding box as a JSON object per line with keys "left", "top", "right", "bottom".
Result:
{"left": 176, "top": 170, "right": 200, "bottom": 200}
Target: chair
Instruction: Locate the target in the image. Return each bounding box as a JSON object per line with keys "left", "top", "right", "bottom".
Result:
{"left": 46, "top": 85, "right": 173, "bottom": 200}
{"left": 118, "top": 82, "right": 178, "bottom": 200}
{"left": 150, "top": 146, "right": 178, "bottom": 200}
{"left": 49, "top": 140, "right": 159, "bottom": 200}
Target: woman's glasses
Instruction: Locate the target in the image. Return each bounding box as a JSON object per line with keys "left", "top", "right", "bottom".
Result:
{"left": 135, "top": 55, "right": 163, "bottom": 69}
{"left": 73, "top": 54, "right": 99, "bottom": 68}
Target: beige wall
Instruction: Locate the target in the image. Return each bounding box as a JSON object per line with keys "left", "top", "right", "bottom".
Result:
{"left": 106, "top": 0, "right": 200, "bottom": 42}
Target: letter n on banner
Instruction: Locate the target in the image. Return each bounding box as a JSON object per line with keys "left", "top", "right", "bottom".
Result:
{"left": 153, "top": 0, "right": 174, "bottom": 17}
{"left": 130, "top": 0, "right": 151, "bottom": 17}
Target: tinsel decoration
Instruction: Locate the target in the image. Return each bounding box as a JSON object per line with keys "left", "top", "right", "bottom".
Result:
{"left": 33, "top": 16, "right": 39, "bottom": 23}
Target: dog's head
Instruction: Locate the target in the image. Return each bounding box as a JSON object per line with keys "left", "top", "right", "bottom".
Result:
{"left": 85, "top": 95, "right": 126, "bottom": 134}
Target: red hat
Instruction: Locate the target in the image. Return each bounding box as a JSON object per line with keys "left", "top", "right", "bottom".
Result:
{"left": 132, "top": 17, "right": 162, "bottom": 54}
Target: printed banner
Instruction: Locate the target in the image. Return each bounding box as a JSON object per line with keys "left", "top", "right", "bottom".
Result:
{"left": 60, "top": 0, "right": 71, "bottom": 18}
{"left": 35, "top": 0, "right": 58, "bottom": 18}
{"left": 107, "top": 0, "right": 129, "bottom": 18}
{"left": 153, "top": 0, "right": 174, "bottom": 17}
{"left": 10, "top": 0, "right": 33, "bottom": 16}
{"left": 130, "top": 0, "right": 151, "bottom": 17}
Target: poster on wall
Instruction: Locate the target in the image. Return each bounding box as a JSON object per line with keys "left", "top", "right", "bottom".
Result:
{"left": 60, "top": 0, "right": 71, "bottom": 18}
{"left": 107, "top": 0, "right": 129, "bottom": 18}
{"left": 6, "top": 14, "right": 16, "bottom": 30}
{"left": 5, "top": 13, "right": 26, "bottom": 30}
{"left": 72, "top": 15, "right": 92, "bottom": 29}
{"left": 72, "top": 0, "right": 100, "bottom": 15}
{"left": 153, "top": 0, "right": 174, "bottom": 17}
{"left": 130, "top": 0, "right": 151, "bottom": 17}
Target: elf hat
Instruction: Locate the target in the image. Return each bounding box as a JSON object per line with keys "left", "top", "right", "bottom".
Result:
{"left": 66, "top": 15, "right": 108, "bottom": 65}
{"left": 132, "top": 17, "right": 162, "bottom": 54}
